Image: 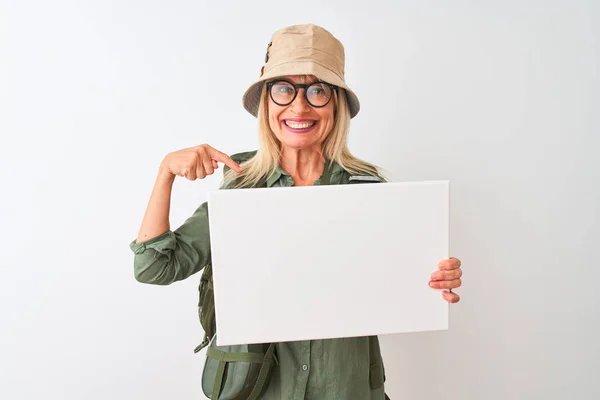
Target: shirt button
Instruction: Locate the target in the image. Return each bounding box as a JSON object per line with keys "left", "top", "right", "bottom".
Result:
{"left": 302, "top": 364, "right": 308, "bottom": 371}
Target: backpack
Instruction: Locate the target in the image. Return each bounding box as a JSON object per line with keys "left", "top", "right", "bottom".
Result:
{"left": 194, "top": 154, "right": 385, "bottom": 399}
{"left": 195, "top": 261, "right": 276, "bottom": 400}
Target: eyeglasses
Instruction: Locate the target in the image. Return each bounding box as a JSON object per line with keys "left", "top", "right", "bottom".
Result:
{"left": 267, "top": 80, "right": 337, "bottom": 108}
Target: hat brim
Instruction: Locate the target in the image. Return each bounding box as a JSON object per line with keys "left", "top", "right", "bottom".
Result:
{"left": 242, "top": 61, "right": 360, "bottom": 119}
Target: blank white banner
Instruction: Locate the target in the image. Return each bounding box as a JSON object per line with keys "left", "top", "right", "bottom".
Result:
{"left": 208, "top": 181, "right": 449, "bottom": 346}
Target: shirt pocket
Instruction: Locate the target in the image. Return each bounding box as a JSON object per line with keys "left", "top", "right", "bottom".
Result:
{"left": 369, "top": 362, "right": 385, "bottom": 389}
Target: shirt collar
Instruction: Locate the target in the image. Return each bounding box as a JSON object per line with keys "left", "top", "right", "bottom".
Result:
{"left": 266, "top": 165, "right": 287, "bottom": 187}
{"left": 266, "top": 160, "right": 345, "bottom": 187}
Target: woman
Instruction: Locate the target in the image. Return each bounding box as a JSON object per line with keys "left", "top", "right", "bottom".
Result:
{"left": 131, "top": 24, "right": 462, "bottom": 399}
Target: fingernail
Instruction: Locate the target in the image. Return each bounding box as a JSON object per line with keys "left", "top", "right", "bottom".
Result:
{"left": 429, "top": 281, "right": 435, "bottom": 287}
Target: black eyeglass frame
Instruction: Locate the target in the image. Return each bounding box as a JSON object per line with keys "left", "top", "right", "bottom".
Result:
{"left": 266, "top": 80, "right": 338, "bottom": 108}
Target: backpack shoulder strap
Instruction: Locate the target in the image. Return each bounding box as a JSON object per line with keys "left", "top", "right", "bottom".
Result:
{"left": 341, "top": 169, "right": 386, "bottom": 185}
{"left": 246, "top": 343, "right": 277, "bottom": 400}
{"left": 348, "top": 175, "right": 384, "bottom": 183}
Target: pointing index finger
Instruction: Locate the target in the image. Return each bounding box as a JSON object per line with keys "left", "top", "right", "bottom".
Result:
{"left": 211, "top": 149, "right": 242, "bottom": 173}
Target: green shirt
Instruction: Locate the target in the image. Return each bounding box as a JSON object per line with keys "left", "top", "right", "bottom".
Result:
{"left": 130, "top": 152, "right": 387, "bottom": 400}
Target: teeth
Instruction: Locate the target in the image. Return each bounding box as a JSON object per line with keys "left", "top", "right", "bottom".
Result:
{"left": 285, "top": 120, "right": 315, "bottom": 129}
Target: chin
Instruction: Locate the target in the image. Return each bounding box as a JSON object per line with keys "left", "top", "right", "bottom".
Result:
{"left": 278, "top": 134, "right": 321, "bottom": 150}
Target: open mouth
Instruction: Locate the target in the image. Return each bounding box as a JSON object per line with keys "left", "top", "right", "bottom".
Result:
{"left": 283, "top": 120, "right": 317, "bottom": 130}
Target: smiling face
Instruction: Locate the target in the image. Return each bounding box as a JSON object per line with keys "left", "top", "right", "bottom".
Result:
{"left": 267, "top": 75, "right": 336, "bottom": 152}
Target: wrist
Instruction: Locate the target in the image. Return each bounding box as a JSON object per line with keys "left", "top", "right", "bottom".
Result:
{"left": 157, "top": 165, "right": 176, "bottom": 183}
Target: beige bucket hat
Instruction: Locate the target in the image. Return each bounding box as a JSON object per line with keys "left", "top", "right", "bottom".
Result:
{"left": 242, "top": 24, "right": 360, "bottom": 118}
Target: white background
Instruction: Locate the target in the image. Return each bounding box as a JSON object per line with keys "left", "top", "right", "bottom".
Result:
{"left": 1, "top": 0, "right": 598, "bottom": 399}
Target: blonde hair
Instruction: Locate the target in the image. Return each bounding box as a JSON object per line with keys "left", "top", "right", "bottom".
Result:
{"left": 224, "top": 77, "right": 383, "bottom": 188}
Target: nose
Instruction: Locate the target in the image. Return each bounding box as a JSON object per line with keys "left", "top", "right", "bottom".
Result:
{"left": 290, "top": 88, "right": 310, "bottom": 113}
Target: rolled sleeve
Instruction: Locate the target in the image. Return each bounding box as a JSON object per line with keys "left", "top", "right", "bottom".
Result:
{"left": 130, "top": 202, "right": 211, "bottom": 285}
{"left": 129, "top": 230, "right": 176, "bottom": 255}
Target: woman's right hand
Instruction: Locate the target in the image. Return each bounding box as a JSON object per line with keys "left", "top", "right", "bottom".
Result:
{"left": 159, "top": 144, "right": 243, "bottom": 180}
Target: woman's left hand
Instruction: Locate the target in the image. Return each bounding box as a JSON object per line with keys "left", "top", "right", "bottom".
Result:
{"left": 429, "top": 257, "right": 462, "bottom": 303}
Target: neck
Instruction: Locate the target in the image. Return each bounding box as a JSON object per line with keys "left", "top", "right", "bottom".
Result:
{"left": 280, "top": 146, "right": 326, "bottom": 186}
